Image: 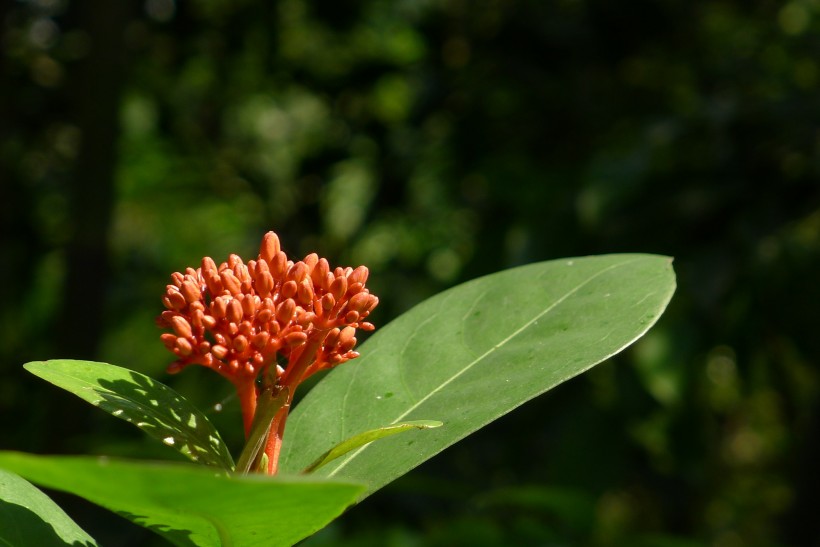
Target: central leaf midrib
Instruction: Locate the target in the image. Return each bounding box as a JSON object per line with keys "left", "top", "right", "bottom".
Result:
{"left": 326, "top": 258, "right": 635, "bottom": 477}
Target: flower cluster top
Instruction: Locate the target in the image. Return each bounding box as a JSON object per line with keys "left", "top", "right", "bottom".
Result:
{"left": 156, "top": 232, "right": 378, "bottom": 388}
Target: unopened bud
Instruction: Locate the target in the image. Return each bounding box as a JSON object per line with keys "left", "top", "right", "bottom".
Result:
{"left": 201, "top": 256, "right": 217, "bottom": 274}
{"left": 285, "top": 331, "right": 308, "bottom": 346}
{"left": 312, "top": 258, "right": 330, "bottom": 288}
{"left": 260, "top": 232, "right": 281, "bottom": 263}
{"left": 281, "top": 280, "right": 298, "bottom": 299}
{"left": 276, "top": 298, "right": 296, "bottom": 325}
{"left": 160, "top": 333, "right": 177, "bottom": 348}
{"left": 348, "top": 292, "right": 371, "bottom": 313}
{"left": 297, "top": 279, "right": 314, "bottom": 306}
{"left": 348, "top": 266, "right": 369, "bottom": 285}
{"left": 303, "top": 253, "right": 319, "bottom": 271}
{"left": 329, "top": 276, "right": 347, "bottom": 302}
{"left": 227, "top": 299, "right": 243, "bottom": 324}
{"left": 164, "top": 291, "right": 187, "bottom": 311}
{"left": 175, "top": 337, "right": 193, "bottom": 356}
{"left": 242, "top": 295, "right": 257, "bottom": 317}
{"left": 220, "top": 270, "right": 242, "bottom": 295}
{"left": 233, "top": 335, "right": 249, "bottom": 353}
{"left": 169, "top": 316, "right": 192, "bottom": 338}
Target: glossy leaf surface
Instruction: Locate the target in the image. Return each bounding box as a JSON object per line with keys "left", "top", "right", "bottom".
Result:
{"left": 281, "top": 254, "right": 676, "bottom": 497}
{"left": 0, "top": 468, "right": 99, "bottom": 547}
{"left": 0, "top": 452, "right": 363, "bottom": 547}
{"left": 24, "top": 360, "right": 234, "bottom": 469}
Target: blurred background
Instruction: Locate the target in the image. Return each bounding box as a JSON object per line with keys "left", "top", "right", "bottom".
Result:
{"left": 2, "top": 0, "right": 819, "bottom": 545}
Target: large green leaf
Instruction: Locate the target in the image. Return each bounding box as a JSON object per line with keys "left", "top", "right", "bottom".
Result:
{"left": 0, "top": 452, "right": 364, "bottom": 547}
{"left": 0, "top": 467, "right": 99, "bottom": 547}
{"left": 280, "top": 254, "right": 676, "bottom": 497}
{"left": 24, "top": 360, "right": 235, "bottom": 470}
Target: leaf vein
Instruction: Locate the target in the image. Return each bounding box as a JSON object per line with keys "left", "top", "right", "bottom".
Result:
{"left": 326, "top": 258, "right": 638, "bottom": 476}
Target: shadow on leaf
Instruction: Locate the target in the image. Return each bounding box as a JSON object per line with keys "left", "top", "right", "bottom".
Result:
{"left": 94, "top": 370, "right": 234, "bottom": 469}
{"left": 0, "top": 499, "right": 97, "bottom": 547}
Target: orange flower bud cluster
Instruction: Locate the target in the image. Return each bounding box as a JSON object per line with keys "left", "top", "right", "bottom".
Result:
{"left": 156, "top": 232, "right": 378, "bottom": 388}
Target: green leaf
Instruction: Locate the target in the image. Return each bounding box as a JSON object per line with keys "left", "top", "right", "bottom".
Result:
{"left": 24, "top": 360, "right": 235, "bottom": 470}
{"left": 0, "top": 467, "right": 99, "bottom": 547}
{"left": 302, "top": 420, "right": 443, "bottom": 473}
{"left": 0, "top": 452, "right": 364, "bottom": 547}
{"left": 281, "top": 254, "right": 676, "bottom": 497}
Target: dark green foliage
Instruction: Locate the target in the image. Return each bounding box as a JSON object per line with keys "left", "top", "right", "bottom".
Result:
{"left": 1, "top": 0, "right": 818, "bottom": 545}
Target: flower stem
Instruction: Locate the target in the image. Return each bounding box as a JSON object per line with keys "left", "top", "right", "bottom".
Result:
{"left": 235, "top": 385, "right": 289, "bottom": 474}
{"left": 262, "top": 332, "right": 328, "bottom": 474}
{"left": 235, "top": 378, "right": 258, "bottom": 438}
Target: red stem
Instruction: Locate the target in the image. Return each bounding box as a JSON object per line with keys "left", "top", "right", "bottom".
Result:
{"left": 235, "top": 378, "right": 258, "bottom": 438}
{"left": 263, "top": 331, "right": 327, "bottom": 474}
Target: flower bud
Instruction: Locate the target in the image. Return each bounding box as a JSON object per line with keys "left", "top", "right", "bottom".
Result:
{"left": 281, "top": 280, "right": 298, "bottom": 299}
{"left": 329, "top": 276, "right": 347, "bottom": 302}
{"left": 303, "top": 253, "right": 319, "bottom": 272}
{"left": 233, "top": 335, "right": 249, "bottom": 353}
{"left": 169, "top": 316, "right": 192, "bottom": 338}
{"left": 348, "top": 266, "right": 369, "bottom": 285}
{"left": 348, "top": 292, "right": 371, "bottom": 313}
{"left": 212, "top": 344, "right": 229, "bottom": 359}
{"left": 181, "top": 280, "right": 200, "bottom": 303}
{"left": 271, "top": 251, "right": 287, "bottom": 279}
{"left": 220, "top": 270, "right": 242, "bottom": 295}
{"left": 312, "top": 258, "right": 330, "bottom": 288}
{"left": 242, "top": 294, "right": 257, "bottom": 317}
{"left": 321, "top": 293, "right": 336, "bottom": 312}
{"left": 175, "top": 337, "right": 193, "bottom": 356}
{"left": 285, "top": 331, "right": 308, "bottom": 346}
{"left": 201, "top": 256, "right": 217, "bottom": 274}
{"left": 160, "top": 333, "right": 177, "bottom": 348}
{"left": 297, "top": 279, "right": 314, "bottom": 307}
{"left": 227, "top": 299, "right": 243, "bottom": 324}
{"left": 257, "top": 271, "right": 274, "bottom": 298}
{"left": 276, "top": 298, "right": 296, "bottom": 325}
{"left": 212, "top": 296, "right": 229, "bottom": 319}
{"left": 164, "top": 291, "right": 187, "bottom": 311}
{"left": 260, "top": 232, "right": 281, "bottom": 263}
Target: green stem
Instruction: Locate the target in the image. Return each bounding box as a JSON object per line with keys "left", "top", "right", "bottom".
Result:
{"left": 235, "top": 386, "right": 289, "bottom": 474}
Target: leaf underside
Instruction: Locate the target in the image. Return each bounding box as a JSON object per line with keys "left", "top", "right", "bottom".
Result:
{"left": 280, "top": 254, "right": 676, "bottom": 498}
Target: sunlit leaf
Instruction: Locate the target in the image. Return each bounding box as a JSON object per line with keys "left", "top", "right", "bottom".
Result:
{"left": 302, "top": 420, "right": 443, "bottom": 473}
{"left": 0, "top": 452, "right": 363, "bottom": 547}
{"left": 0, "top": 468, "right": 99, "bottom": 547}
{"left": 281, "top": 254, "right": 676, "bottom": 497}
{"left": 24, "top": 360, "right": 235, "bottom": 470}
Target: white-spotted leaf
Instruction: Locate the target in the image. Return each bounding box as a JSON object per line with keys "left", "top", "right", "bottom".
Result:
{"left": 24, "top": 360, "right": 235, "bottom": 470}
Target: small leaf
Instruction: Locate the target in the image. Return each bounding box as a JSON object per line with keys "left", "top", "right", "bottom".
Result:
{"left": 303, "top": 420, "right": 443, "bottom": 473}
{"left": 0, "top": 452, "right": 364, "bottom": 547}
{"left": 0, "top": 467, "right": 99, "bottom": 547}
{"left": 24, "top": 360, "right": 235, "bottom": 470}
{"left": 281, "top": 254, "right": 676, "bottom": 498}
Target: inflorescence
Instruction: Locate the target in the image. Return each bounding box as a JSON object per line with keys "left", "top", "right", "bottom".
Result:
{"left": 156, "top": 231, "right": 378, "bottom": 471}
